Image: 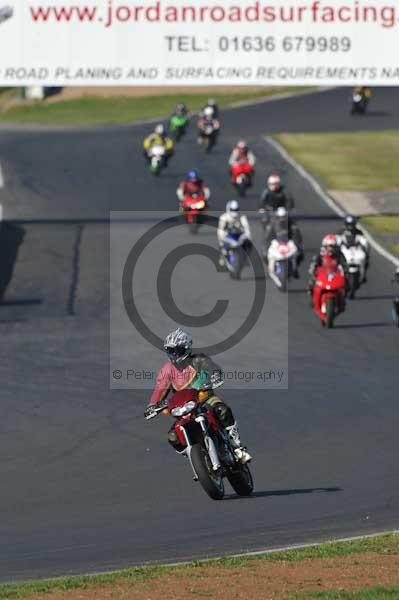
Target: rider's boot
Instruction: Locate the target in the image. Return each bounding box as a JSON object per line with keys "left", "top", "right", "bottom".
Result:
{"left": 226, "top": 422, "right": 252, "bottom": 464}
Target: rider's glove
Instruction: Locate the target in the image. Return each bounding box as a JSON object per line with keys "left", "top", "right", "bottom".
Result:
{"left": 144, "top": 405, "right": 157, "bottom": 420}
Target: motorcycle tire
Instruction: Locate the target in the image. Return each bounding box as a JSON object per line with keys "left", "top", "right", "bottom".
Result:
{"left": 237, "top": 182, "right": 246, "bottom": 198}
{"left": 189, "top": 220, "right": 199, "bottom": 235}
{"left": 279, "top": 262, "right": 288, "bottom": 293}
{"left": 227, "top": 464, "right": 254, "bottom": 497}
{"left": 326, "top": 297, "right": 335, "bottom": 329}
{"left": 348, "top": 272, "right": 359, "bottom": 299}
{"left": 190, "top": 443, "right": 224, "bottom": 500}
{"left": 229, "top": 253, "right": 242, "bottom": 280}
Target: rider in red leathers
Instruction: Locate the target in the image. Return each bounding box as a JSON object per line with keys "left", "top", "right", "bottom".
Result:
{"left": 176, "top": 170, "right": 210, "bottom": 211}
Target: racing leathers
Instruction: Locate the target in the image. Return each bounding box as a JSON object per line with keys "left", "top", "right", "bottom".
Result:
{"left": 149, "top": 354, "right": 251, "bottom": 462}
{"left": 337, "top": 227, "right": 370, "bottom": 273}
{"left": 259, "top": 187, "right": 295, "bottom": 229}
{"left": 228, "top": 148, "right": 256, "bottom": 168}
{"left": 308, "top": 249, "right": 349, "bottom": 293}
{"left": 143, "top": 133, "right": 174, "bottom": 163}
{"left": 263, "top": 214, "right": 304, "bottom": 270}
{"left": 176, "top": 180, "right": 211, "bottom": 209}
{"left": 217, "top": 212, "right": 253, "bottom": 259}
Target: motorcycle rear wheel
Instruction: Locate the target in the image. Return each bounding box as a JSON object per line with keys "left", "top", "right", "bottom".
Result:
{"left": 227, "top": 464, "right": 254, "bottom": 496}
{"left": 190, "top": 443, "right": 224, "bottom": 500}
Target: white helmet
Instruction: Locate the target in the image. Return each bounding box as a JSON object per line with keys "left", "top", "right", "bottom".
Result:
{"left": 267, "top": 173, "right": 281, "bottom": 192}
{"left": 155, "top": 124, "right": 165, "bottom": 136}
{"left": 204, "top": 106, "right": 214, "bottom": 119}
{"left": 226, "top": 200, "right": 240, "bottom": 214}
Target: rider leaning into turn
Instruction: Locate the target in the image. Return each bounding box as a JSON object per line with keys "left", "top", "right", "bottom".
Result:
{"left": 146, "top": 328, "right": 252, "bottom": 464}
{"left": 176, "top": 169, "right": 211, "bottom": 209}
{"left": 143, "top": 124, "right": 174, "bottom": 162}
{"left": 308, "top": 233, "right": 349, "bottom": 293}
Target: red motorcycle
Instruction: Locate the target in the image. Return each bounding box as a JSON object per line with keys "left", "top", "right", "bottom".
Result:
{"left": 312, "top": 255, "right": 346, "bottom": 328}
{"left": 181, "top": 191, "right": 207, "bottom": 234}
{"left": 230, "top": 160, "right": 254, "bottom": 197}
{"left": 145, "top": 389, "right": 254, "bottom": 500}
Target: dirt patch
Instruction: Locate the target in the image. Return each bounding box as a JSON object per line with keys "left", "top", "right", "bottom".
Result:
{"left": 21, "top": 552, "right": 399, "bottom": 600}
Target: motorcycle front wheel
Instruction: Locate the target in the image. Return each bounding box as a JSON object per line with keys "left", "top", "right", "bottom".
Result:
{"left": 190, "top": 443, "right": 224, "bottom": 500}
{"left": 227, "top": 464, "right": 254, "bottom": 496}
{"left": 326, "top": 297, "right": 335, "bottom": 329}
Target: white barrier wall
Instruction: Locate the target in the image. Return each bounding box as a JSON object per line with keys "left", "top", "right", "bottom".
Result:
{"left": 0, "top": 0, "right": 398, "bottom": 85}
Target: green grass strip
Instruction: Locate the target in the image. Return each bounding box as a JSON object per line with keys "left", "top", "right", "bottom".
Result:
{"left": 275, "top": 131, "right": 399, "bottom": 191}
{"left": 1, "top": 534, "right": 398, "bottom": 599}
{"left": 0, "top": 87, "right": 305, "bottom": 126}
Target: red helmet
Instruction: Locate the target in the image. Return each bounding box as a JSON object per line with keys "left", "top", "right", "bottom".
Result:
{"left": 267, "top": 173, "right": 281, "bottom": 192}
{"left": 321, "top": 233, "right": 338, "bottom": 256}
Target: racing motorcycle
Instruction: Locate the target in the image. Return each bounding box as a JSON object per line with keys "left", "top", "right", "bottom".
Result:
{"left": 169, "top": 114, "right": 189, "bottom": 142}
{"left": 267, "top": 232, "right": 299, "bottom": 292}
{"left": 230, "top": 160, "right": 254, "bottom": 197}
{"left": 339, "top": 237, "right": 367, "bottom": 299}
{"left": 222, "top": 229, "right": 249, "bottom": 280}
{"left": 181, "top": 191, "right": 207, "bottom": 234}
{"left": 197, "top": 118, "right": 220, "bottom": 153}
{"left": 145, "top": 389, "right": 254, "bottom": 500}
{"left": 351, "top": 90, "right": 368, "bottom": 115}
{"left": 312, "top": 255, "right": 346, "bottom": 328}
{"left": 147, "top": 144, "right": 167, "bottom": 176}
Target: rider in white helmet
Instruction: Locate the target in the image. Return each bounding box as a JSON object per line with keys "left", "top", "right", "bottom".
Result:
{"left": 217, "top": 200, "right": 252, "bottom": 265}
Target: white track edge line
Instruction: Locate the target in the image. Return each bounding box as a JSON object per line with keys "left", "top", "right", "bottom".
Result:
{"left": 9, "top": 528, "right": 398, "bottom": 585}
{"left": 266, "top": 136, "right": 399, "bottom": 268}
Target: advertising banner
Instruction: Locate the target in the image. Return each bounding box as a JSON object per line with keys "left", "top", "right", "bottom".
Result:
{"left": 0, "top": 0, "right": 398, "bottom": 85}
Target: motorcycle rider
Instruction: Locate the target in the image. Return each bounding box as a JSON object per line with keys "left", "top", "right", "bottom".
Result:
{"left": 228, "top": 140, "right": 256, "bottom": 168}
{"left": 200, "top": 98, "right": 219, "bottom": 120}
{"left": 143, "top": 124, "right": 174, "bottom": 164}
{"left": 337, "top": 214, "right": 370, "bottom": 279}
{"left": 176, "top": 170, "right": 211, "bottom": 211}
{"left": 263, "top": 207, "right": 304, "bottom": 276}
{"left": 145, "top": 328, "right": 252, "bottom": 464}
{"left": 308, "top": 233, "right": 349, "bottom": 294}
{"left": 259, "top": 174, "right": 295, "bottom": 230}
{"left": 217, "top": 200, "right": 252, "bottom": 265}
{"left": 172, "top": 102, "right": 189, "bottom": 117}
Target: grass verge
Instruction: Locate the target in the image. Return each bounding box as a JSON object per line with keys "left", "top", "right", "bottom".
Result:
{"left": 361, "top": 217, "right": 399, "bottom": 256}
{"left": 0, "top": 87, "right": 306, "bottom": 126}
{"left": 1, "top": 533, "right": 398, "bottom": 599}
{"left": 275, "top": 131, "right": 399, "bottom": 191}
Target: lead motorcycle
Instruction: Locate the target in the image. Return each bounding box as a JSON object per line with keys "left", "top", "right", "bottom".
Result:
{"left": 145, "top": 388, "right": 254, "bottom": 500}
{"left": 197, "top": 117, "right": 220, "bottom": 153}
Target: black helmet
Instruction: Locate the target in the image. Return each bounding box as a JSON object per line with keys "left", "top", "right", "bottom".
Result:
{"left": 344, "top": 215, "right": 358, "bottom": 231}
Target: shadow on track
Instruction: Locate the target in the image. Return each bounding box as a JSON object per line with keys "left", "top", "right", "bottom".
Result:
{"left": 336, "top": 321, "right": 392, "bottom": 330}
{"left": 224, "top": 486, "right": 342, "bottom": 501}
{"left": 354, "top": 294, "right": 395, "bottom": 301}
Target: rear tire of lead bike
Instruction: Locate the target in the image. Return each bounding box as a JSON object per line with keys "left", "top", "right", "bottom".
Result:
{"left": 190, "top": 443, "right": 224, "bottom": 500}
{"left": 227, "top": 464, "right": 254, "bottom": 496}
{"left": 190, "top": 220, "right": 199, "bottom": 235}
{"left": 279, "top": 262, "right": 288, "bottom": 293}
{"left": 230, "top": 254, "right": 241, "bottom": 280}
{"left": 326, "top": 297, "right": 335, "bottom": 329}
{"left": 348, "top": 272, "right": 358, "bottom": 299}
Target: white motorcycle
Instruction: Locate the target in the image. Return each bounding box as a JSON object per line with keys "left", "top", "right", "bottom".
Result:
{"left": 267, "top": 238, "right": 298, "bottom": 293}
{"left": 340, "top": 241, "right": 367, "bottom": 299}
{"left": 147, "top": 144, "right": 166, "bottom": 176}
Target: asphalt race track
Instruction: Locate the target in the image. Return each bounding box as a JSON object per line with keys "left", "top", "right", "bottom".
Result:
{"left": 0, "top": 87, "right": 398, "bottom": 582}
